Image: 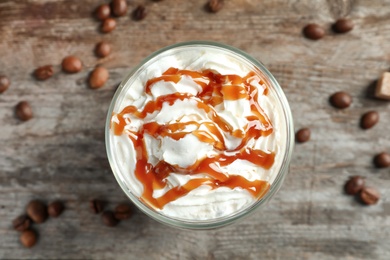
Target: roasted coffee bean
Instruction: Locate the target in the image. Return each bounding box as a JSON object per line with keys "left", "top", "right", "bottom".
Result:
{"left": 360, "top": 111, "right": 379, "bottom": 129}
{"left": 111, "top": 0, "right": 127, "bottom": 17}
{"left": 303, "top": 23, "right": 325, "bottom": 40}
{"left": 374, "top": 152, "right": 390, "bottom": 168}
{"left": 26, "top": 200, "right": 47, "bottom": 224}
{"left": 207, "top": 0, "right": 224, "bottom": 13}
{"left": 359, "top": 187, "right": 380, "bottom": 205}
{"left": 101, "top": 18, "right": 117, "bottom": 33}
{"left": 332, "top": 18, "right": 354, "bottom": 33}
{"left": 89, "top": 67, "right": 109, "bottom": 89}
{"left": 95, "top": 4, "right": 111, "bottom": 21}
{"left": 132, "top": 5, "right": 147, "bottom": 21}
{"left": 95, "top": 41, "right": 111, "bottom": 58}
{"left": 34, "top": 65, "right": 54, "bottom": 80}
{"left": 13, "top": 215, "right": 31, "bottom": 232}
{"left": 47, "top": 201, "right": 64, "bottom": 218}
{"left": 295, "top": 128, "right": 310, "bottom": 143}
{"left": 15, "top": 101, "right": 33, "bottom": 121}
{"left": 114, "top": 203, "right": 132, "bottom": 220}
{"left": 329, "top": 91, "right": 352, "bottom": 109}
{"left": 90, "top": 199, "right": 105, "bottom": 214}
{"left": 0, "top": 75, "right": 10, "bottom": 93}
{"left": 62, "top": 56, "right": 82, "bottom": 73}
{"left": 344, "top": 176, "right": 365, "bottom": 195}
{"left": 102, "top": 211, "right": 119, "bottom": 227}
{"left": 20, "top": 229, "right": 37, "bottom": 248}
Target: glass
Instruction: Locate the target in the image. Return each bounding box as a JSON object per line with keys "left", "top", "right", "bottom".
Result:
{"left": 105, "top": 41, "right": 294, "bottom": 229}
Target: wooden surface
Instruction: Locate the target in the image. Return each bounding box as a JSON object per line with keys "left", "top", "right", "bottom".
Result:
{"left": 1, "top": 0, "right": 390, "bottom": 259}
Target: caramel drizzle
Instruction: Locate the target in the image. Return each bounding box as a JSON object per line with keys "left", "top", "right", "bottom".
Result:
{"left": 111, "top": 68, "right": 275, "bottom": 209}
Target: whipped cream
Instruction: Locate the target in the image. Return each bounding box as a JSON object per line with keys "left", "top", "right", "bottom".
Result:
{"left": 108, "top": 46, "right": 287, "bottom": 220}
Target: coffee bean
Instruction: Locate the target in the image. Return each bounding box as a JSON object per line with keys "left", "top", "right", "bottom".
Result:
{"left": 207, "top": 0, "right": 224, "bottom": 13}
{"left": 102, "top": 211, "right": 119, "bottom": 227}
{"left": 303, "top": 23, "right": 325, "bottom": 40}
{"left": 101, "top": 18, "right": 117, "bottom": 33}
{"left": 360, "top": 111, "right": 379, "bottom": 129}
{"left": 359, "top": 187, "right": 380, "bottom": 205}
{"left": 295, "top": 128, "right": 310, "bottom": 143}
{"left": 34, "top": 65, "right": 54, "bottom": 80}
{"left": 132, "top": 5, "right": 147, "bottom": 21}
{"left": 329, "top": 91, "right": 352, "bottom": 109}
{"left": 0, "top": 75, "right": 10, "bottom": 94}
{"left": 20, "top": 229, "right": 37, "bottom": 248}
{"left": 13, "top": 215, "right": 31, "bottom": 232}
{"left": 47, "top": 201, "right": 64, "bottom": 218}
{"left": 111, "top": 0, "right": 127, "bottom": 17}
{"left": 95, "top": 41, "right": 111, "bottom": 58}
{"left": 373, "top": 152, "right": 390, "bottom": 168}
{"left": 332, "top": 18, "right": 354, "bottom": 33}
{"left": 90, "top": 199, "right": 105, "bottom": 214}
{"left": 89, "top": 67, "right": 109, "bottom": 89}
{"left": 62, "top": 56, "right": 82, "bottom": 73}
{"left": 114, "top": 203, "right": 132, "bottom": 220}
{"left": 26, "top": 200, "right": 47, "bottom": 224}
{"left": 15, "top": 101, "right": 33, "bottom": 121}
{"left": 95, "top": 4, "right": 111, "bottom": 21}
{"left": 344, "top": 176, "right": 365, "bottom": 195}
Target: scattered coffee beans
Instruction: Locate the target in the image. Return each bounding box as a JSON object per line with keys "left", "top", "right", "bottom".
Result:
{"left": 89, "top": 67, "right": 109, "bottom": 89}
{"left": 15, "top": 101, "right": 33, "bottom": 121}
{"left": 359, "top": 187, "right": 380, "bottom": 205}
{"left": 111, "top": 0, "right": 127, "bottom": 17}
{"left": 373, "top": 152, "right": 390, "bottom": 168}
{"left": 12, "top": 198, "right": 67, "bottom": 248}
{"left": 360, "top": 111, "right": 379, "bottom": 129}
{"left": 34, "top": 65, "right": 54, "bottom": 80}
{"left": 114, "top": 203, "right": 132, "bottom": 220}
{"left": 329, "top": 91, "right": 352, "bottom": 109}
{"left": 47, "top": 201, "right": 64, "bottom": 218}
{"left": 20, "top": 229, "right": 37, "bottom": 248}
{"left": 375, "top": 72, "right": 390, "bottom": 100}
{"left": 332, "top": 18, "right": 354, "bottom": 33}
{"left": 13, "top": 215, "right": 31, "bottom": 232}
{"left": 95, "top": 41, "right": 111, "bottom": 58}
{"left": 26, "top": 200, "right": 47, "bottom": 224}
{"left": 95, "top": 4, "right": 111, "bottom": 21}
{"left": 101, "top": 18, "right": 117, "bottom": 33}
{"left": 102, "top": 211, "right": 119, "bottom": 227}
{"left": 344, "top": 176, "right": 380, "bottom": 206}
{"left": 132, "top": 5, "right": 147, "bottom": 21}
{"left": 207, "top": 0, "right": 224, "bottom": 13}
{"left": 0, "top": 75, "right": 10, "bottom": 93}
{"left": 303, "top": 23, "right": 325, "bottom": 40}
{"left": 62, "top": 56, "right": 83, "bottom": 73}
{"left": 90, "top": 199, "right": 105, "bottom": 214}
{"left": 344, "top": 176, "right": 365, "bottom": 195}
{"left": 295, "top": 128, "right": 311, "bottom": 143}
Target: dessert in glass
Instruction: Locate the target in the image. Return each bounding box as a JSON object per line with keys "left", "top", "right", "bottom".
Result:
{"left": 105, "top": 41, "right": 294, "bottom": 229}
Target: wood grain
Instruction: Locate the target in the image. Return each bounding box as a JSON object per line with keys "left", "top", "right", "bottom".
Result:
{"left": 0, "top": 0, "right": 390, "bottom": 259}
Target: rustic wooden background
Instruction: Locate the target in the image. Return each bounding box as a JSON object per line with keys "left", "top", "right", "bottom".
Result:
{"left": 1, "top": 0, "right": 389, "bottom": 259}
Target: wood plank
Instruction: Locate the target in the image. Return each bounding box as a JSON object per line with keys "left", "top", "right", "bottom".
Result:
{"left": 0, "top": 0, "right": 390, "bottom": 259}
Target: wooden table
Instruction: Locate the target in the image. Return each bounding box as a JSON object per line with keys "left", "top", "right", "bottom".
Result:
{"left": 1, "top": 0, "right": 389, "bottom": 259}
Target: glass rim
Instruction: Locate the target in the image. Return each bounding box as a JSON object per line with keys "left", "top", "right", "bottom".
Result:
{"left": 105, "top": 40, "right": 294, "bottom": 230}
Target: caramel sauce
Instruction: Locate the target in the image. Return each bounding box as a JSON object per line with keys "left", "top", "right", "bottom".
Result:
{"left": 111, "top": 113, "right": 126, "bottom": 136}
{"left": 111, "top": 67, "right": 275, "bottom": 209}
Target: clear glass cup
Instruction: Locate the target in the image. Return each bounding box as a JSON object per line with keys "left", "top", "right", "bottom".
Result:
{"left": 105, "top": 41, "right": 294, "bottom": 229}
